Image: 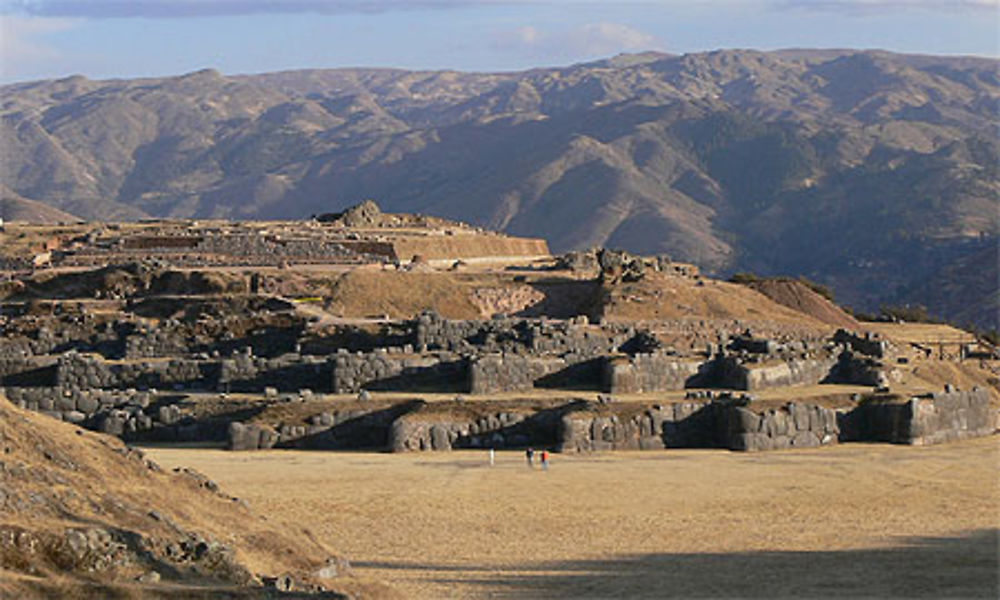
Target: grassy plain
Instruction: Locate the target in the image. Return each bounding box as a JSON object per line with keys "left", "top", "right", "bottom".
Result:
{"left": 145, "top": 438, "right": 1000, "bottom": 599}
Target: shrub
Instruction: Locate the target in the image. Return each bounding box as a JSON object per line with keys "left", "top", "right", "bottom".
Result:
{"left": 796, "top": 276, "right": 835, "bottom": 302}
{"left": 878, "top": 304, "right": 942, "bottom": 324}
{"left": 728, "top": 272, "right": 761, "bottom": 284}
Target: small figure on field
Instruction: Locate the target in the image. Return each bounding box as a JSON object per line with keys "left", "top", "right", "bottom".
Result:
{"left": 489, "top": 447, "right": 495, "bottom": 466}
{"left": 540, "top": 450, "right": 549, "bottom": 471}
{"left": 525, "top": 447, "right": 534, "bottom": 468}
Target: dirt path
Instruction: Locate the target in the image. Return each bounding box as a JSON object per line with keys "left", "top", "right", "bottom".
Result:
{"left": 145, "top": 438, "right": 1000, "bottom": 599}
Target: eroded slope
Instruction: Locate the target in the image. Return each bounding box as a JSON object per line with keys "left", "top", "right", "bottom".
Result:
{"left": 0, "top": 397, "right": 391, "bottom": 599}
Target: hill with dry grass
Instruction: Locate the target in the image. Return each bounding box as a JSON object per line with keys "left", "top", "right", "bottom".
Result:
{"left": 1, "top": 49, "right": 997, "bottom": 326}
{"left": 736, "top": 278, "right": 859, "bottom": 329}
{"left": 0, "top": 397, "right": 392, "bottom": 599}
{"left": 596, "top": 272, "right": 833, "bottom": 332}
{"left": 1, "top": 185, "right": 79, "bottom": 223}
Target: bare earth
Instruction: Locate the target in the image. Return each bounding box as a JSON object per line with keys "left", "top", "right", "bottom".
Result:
{"left": 144, "top": 439, "right": 1000, "bottom": 599}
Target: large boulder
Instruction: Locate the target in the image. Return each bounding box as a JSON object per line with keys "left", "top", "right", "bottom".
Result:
{"left": 318, "top": 200, "right": 384, "bottom": 227}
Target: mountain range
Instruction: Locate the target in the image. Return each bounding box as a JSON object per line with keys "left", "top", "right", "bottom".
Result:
{"left": 1, "top": 49, "right": 997, "bottom": 328}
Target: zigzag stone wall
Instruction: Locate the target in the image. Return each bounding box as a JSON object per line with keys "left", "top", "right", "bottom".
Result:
{"left": 733, "top": 356, "right": 839, "bottom": 391}
{"left": 330, "top": 351, "right": 464, "bottom": 394}
{"left": 840, "top": 388, "right": 996, "bottom": 445}
{"left": 228, "top": 403, "right": 416, "bottom": 451}
{"left": 557, "top": 402, "right": 715, "bottom": 452}
{"left": 468, "top": 354, "right": 568, "bottom": 394}
{"left": 1, "top": 386, "right": 185, "bottom": 439}
{"left": 555, "top": 401, "right": 840, "bottom": 453}
{"left": 719, "top": 404, "right": 840, "bottom": 451}
{"left": 56, "top": 353, "right": 211, "bottom": 391}
{"left": 387, "top": 410, "right": 555, "bottom": 452}
{"left": 602, "top": 354, "right": 705, "bottom": 393}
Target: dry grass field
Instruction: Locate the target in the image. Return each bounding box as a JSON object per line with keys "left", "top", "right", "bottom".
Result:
{"left": 145, "top": 438, "right": 1000, "bottom": 599}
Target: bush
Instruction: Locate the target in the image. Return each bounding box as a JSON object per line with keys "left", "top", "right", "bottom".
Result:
{"left": 728, "top": 272, "right": 761, "bottom": 284}
{"left": 845, "top": 307, "right": 880, "bottom": 322}
{"left": 796, "top": 276, "right": 835, "bottom": 302}
{"left": 878, "top": 304, "right": 942, "bottom": 324}
{"left": 728, "top": 272, "right": 835, "bottom": 302}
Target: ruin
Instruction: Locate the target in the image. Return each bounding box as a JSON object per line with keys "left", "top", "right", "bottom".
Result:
{"left": 1, "top": 203, "right": 997, "bottom": 455}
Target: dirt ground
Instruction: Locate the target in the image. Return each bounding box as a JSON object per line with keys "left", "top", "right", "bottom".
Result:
{"left": 144, "top": 438, "right": 1000, "bottom": 599}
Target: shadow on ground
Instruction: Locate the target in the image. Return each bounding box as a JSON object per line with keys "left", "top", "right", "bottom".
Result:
{"left": 358, "top": 529, "right": 999, "bottom": 599}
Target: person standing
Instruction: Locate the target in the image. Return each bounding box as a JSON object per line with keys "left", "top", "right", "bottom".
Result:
{"left": 540, "top": 449, "right": 549, "bottom": 471}
{"left": 489, "top": 447, "right": 495, "bottom": 467}
{"left": 525, "top": 447, "right": 534, "bottom": 468}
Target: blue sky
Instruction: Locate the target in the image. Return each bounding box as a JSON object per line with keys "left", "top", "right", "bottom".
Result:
{"left": 1, "top": 1, "right": 996, "bottom": 83}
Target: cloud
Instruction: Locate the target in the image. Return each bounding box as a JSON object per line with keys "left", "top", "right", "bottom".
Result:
{"left": 3, "top": 0, "right": 994, "bottom": 18}
{"left": 496, "top": 22, "right": 665, "bottom": 60}
{"left": 567, "top": 23, "right": 663, "bottom": 55}
{"left": 776, "top": 0, "right": 999, "bottom": 13}
{"left": 0, "top": 0, "right": 523, "bottom": 18}
{"left": 0, "top": 15, "right": 79, "bottom": 78}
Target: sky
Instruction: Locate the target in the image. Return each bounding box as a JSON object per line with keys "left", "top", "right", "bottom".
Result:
{"left": 0, "top": 0, "right": 997, "bottom": 83}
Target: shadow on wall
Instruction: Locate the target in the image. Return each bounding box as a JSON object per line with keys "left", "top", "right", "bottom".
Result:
{"left": 358, "top": 529, "right": 999, "bottom": 599}
{"left": 451, "top": 400, "right": 587, "bottom": 450}
{"left": 137, "top": 396, "right": 267, "bottom": 444}
{"left": 361, "top": 360, "right": 467, "bottom": 393}
{"left": 534, "top": 358, "right": 604, "bottom": 390}
{"left": 282, "top": 400, "right": 426, "bottom": 450}
{"left": 515, "top": 279, "right": 604, "bottom": 320}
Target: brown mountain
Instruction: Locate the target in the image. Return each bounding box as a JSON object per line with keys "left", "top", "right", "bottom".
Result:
{"left": 1, "top": 50, "right": 997, "bottom": 326}
{"left": 1, "top": 185, "right": 80, "bottom": 223}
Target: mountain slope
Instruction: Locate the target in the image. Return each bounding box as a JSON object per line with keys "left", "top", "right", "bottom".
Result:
{"left": 1, "top": 185, "right": 80, "bottom": 223}
{"left": 1, "top": 49, "right": 996, "bottom": 325}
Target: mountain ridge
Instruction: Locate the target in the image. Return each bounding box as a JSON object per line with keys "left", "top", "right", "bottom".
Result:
{"left": 1, "top": 49, "right": 997, "bottom": 327}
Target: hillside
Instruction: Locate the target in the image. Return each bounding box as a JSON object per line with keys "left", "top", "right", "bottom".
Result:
{"left": 0, "top": 397, "right": 388, "bottom": 598}
{"left": 737, "top": 278, "right": 859, "bottom": 329}
{"left": 1, "top": 185, "right": 79, "bottom": 223}
{"left": 1, "top": 49, "right": 997, "bottom": 326}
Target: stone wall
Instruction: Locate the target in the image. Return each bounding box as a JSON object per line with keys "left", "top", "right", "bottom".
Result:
{"left": 1, "top": 386, "right": 185, "bottom": 439}
{"left": 0, "top": 319, "right": 124, "bottom": 359}
{"left": 832, "top": 329, "right": 888, "bottom": 358}
{"left": 738, "top": 356, "right": 839, "bottom": 391}
{"left": 194, "top": 233, "right": 371, "bottom": 264}
{"left": 718, "top": 403, "right": 839, "bottom": 451}
{"left": 601, "top": 353, "right": 838, "bottom": 393}
{"left": 228, "top": 402, "right": 422, "bottom": 451}
{"left": 218, "top": 352, "right": 329, "bottom": 393}
{"left": 557, "top": 402, "right": 719, "bottom": 452}
{"left": 387, "top": 406, "right": 566, "bottom": 452}
{"left": 412, "top": 311, "right": 627, "bottom": 356}
{"left": 826, "top": 351, "right": 887, "bottom": 387}
{"left": 56, "top": 353, "right": 212, "bottom": 391}
{"left": 557, "top": 400, "right": 840, "bottom": 453}
{"left": 602, "top": 354, "right": 705, "bottom": 393}
{"left": 0, "top": 357, "right": 58, "bottom": 387}
{"left": 468, "top": 354, "right": 569, "bottom": 394}
{"left": 840, "top": 388, "right": 996, "bottom": 445}
{"left": 52, "top": 350, "right": 335, "bottom": 394}
{"left": 707, "top": 355, "right": 838, "bottom": 391}
{"left": 124, "top": 331, "right": 191, "bottom": 359}
{"left": 390, "top": 234, "right": 550, "bottom": 263}
{"left": 330, "top": 351, "right": 463, "bottom": 394}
